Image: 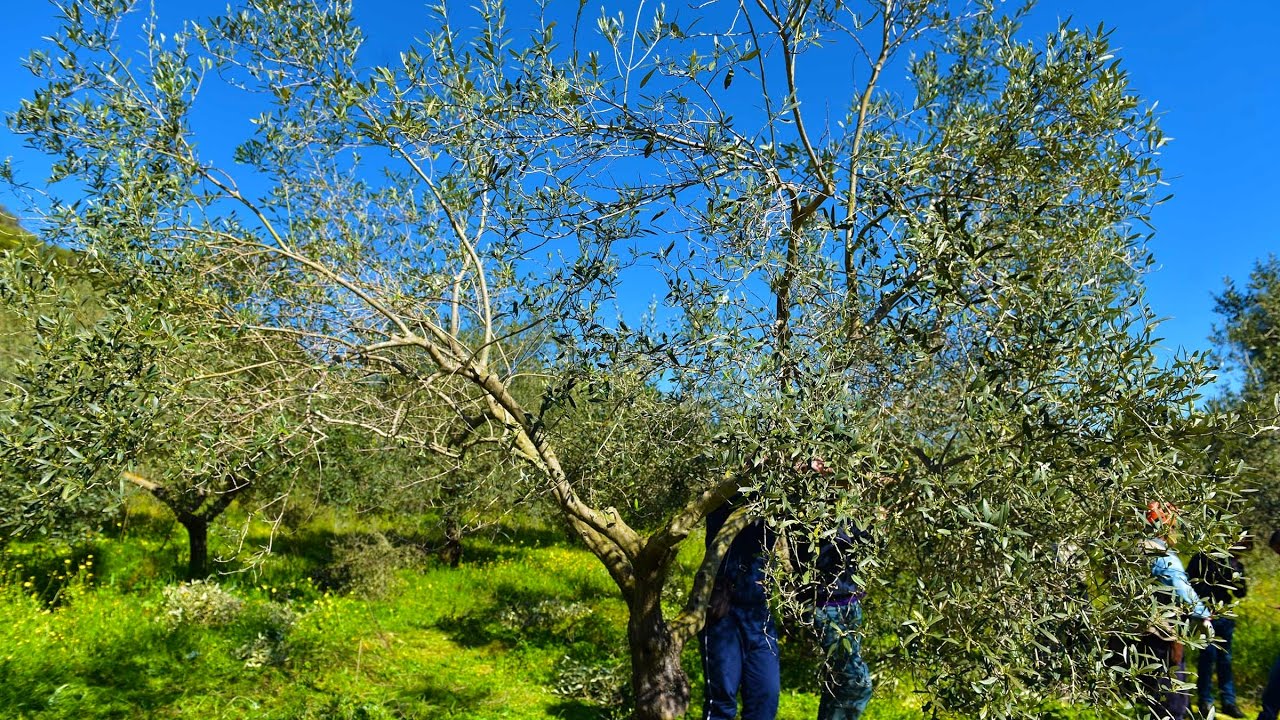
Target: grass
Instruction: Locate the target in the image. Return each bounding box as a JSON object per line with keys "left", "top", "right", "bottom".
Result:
{"left": 0, "top": 500, "right": 1276, "bottom": 719}
{"left": 0, "top": 501, "right": 845, "bottom": 719}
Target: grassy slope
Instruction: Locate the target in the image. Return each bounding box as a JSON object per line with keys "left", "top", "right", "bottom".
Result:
{"left": 0, "top": 503, "right": 1276, "bottom": 719}
{"left": 0, "top": 505, "right": 860, "bottom": 720}
{"left": 0, "top": 208, "right": 28, "bottom": 251}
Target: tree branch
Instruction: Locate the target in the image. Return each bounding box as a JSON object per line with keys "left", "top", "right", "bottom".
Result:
{"left": 670, "top": 504, "right": 753, "bottom": 644}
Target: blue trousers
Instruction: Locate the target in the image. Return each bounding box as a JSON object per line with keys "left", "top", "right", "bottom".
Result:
{"left": 700, "top": 604, "right": 780, "bottom": 720}
{"left": 1196, "top": 617, "right": 1237, "bottom": 707}
{"left": 815, "top": 602, "right": 872, "bottom": 720}
{"left": 1260, "top": 653, "right": 1280, "bottom": 720}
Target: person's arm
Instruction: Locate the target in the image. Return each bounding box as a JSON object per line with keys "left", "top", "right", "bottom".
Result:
{"left": 1153, "top": 555, "right": 1211, "bottom": 620}
{"left": 1171, "top": 562, "right": 1212, "bottom": 620}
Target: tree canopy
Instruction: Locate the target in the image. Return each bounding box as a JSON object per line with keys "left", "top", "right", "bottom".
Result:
{"left": 3, "top": 1, "right": 1243, "bottom": 717}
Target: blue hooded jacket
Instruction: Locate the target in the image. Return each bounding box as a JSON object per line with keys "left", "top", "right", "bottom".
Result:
{"left": 1147, "top": 538, "right": 1210, "bottom": 621}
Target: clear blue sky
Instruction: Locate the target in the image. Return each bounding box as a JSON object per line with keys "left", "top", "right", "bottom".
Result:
{"left": 2, "top": 1, "right": 1276, "bottom": 388}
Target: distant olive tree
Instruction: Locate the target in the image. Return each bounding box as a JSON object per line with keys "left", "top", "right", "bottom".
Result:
{"left": 1212, "top": 256, "right": 1280, "bottom": 526}
{"left": 0, "top": 240, "right": 308, "bottom": 576}
{"left": 7, "top": 0, "right": 1241, "bottom": 717}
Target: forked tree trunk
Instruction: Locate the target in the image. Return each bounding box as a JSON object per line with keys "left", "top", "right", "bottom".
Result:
{"left": 571, "top": 490, "right": 743, "bottom": 720}
{"left": 495, "top": 412, "right": 738, "bottom": 720}
{"left": 628, "top": 575, "right": 692, "bottom": 720}
{"left": 121, "top": 473, "right": 231, "bottom": 581}
{"left": 179, "top": 515, "right": 209, "bottom": 579}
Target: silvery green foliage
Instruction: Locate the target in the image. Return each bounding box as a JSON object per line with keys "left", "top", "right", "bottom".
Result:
{"left": 0, "top": 245, "right": 163, "bottom": 541}
{"left": 7, "top": 0, "right": 1245, "bottom": 716}
{"left": 160, "top": 579, "right": 244, "bottom": 628}
{"left": 237, "top": 602, "right": 299, "bottom": 668}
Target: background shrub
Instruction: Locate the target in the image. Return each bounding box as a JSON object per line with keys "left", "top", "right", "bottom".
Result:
{"left": 318, "top": 532, "right": 421, "bottom": 599}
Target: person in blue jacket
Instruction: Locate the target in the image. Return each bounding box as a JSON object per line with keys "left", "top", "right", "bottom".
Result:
{"left": 700, "top": 491, "right": 780, "bottom": 720}
{"left": 1142, "top": 502, "right": 1212, "bottom": 720}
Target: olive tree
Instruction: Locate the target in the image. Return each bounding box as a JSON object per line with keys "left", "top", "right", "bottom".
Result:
{"left": 0, "top": 210, "right": 38, "bottom": 377}
{"left": 0, "top": 228, "right": 137, "bottom": 543}
{"left": 0, "top": 236, "right": 308, "bottom": 576}
{"left": 7, "top": 0, "right": 1239, "bottom": 717}
{"left": 112, "top": 333, "right": 307, "bottom": 580}
{"left": 1212, "top": 256, "right": 1280, "bottom": 526}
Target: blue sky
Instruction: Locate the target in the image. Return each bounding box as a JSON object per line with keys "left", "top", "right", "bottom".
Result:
{"left": 1, "top": 1, "right": 1276, "bottom": 390}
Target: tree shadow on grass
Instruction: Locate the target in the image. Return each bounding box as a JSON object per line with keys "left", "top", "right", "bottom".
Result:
{"left": 266, "top": 526, "right": 343, "bottom": 569}
{"left": 103, "top": 503, "right": 181, "bottom": 540}
{"left": 392, "top": 518, "right": 566, "bottom": 548}
{"left": 546, "top": 700, "right": 620, "bottom": 719}
{"left": 1, "top": 622, "right": 200, "bottom": 716}
{"left": 3, "top": 541, "right": 108, "bottom": 607}
{"left": 450, "top": 523, "right": 576, "bottom": 567}
{"left": 432, "top": 582, "right": 622, "bottom": 651}
{"left": 269, "top": 520, "right": 568, "bottom": 575}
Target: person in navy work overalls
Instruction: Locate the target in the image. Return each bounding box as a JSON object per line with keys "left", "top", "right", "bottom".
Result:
{"left": 1189, "top": 534, "right": 1250, "bottom": 718}
{"left": 700, "top": 491, "right": 781, "bottom": 720}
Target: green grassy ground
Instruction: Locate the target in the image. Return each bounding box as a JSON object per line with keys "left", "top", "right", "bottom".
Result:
{"left": 0, "top": 503, "right": 1276, "bottom": 719}
{"left": 0, "top": 504, "right": 852, "bottom": 720}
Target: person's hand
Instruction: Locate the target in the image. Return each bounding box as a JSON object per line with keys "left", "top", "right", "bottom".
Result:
{"left": 792, "top": 457, "right": 833, "bottom": 475}
{"left": 1201, "top": 618, "right": 1215, "bottom": 639}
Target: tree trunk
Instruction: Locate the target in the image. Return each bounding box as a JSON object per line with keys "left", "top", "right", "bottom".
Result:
{"left": 441, "top": 515, "right": 463, "bottom": 568}
{"left": 627, "top": 578, "right": 692, "bottom": 720}
{"left": 179, "top": 515, "right": 209, "bottom": 579}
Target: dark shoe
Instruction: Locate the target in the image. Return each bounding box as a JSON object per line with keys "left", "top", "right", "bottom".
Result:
{"left": 1219, "top": 704, "right": 1244, "bottom": 718}
{"left": 1198, "top": 703, "right": 1214, "bottom": 718}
